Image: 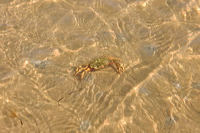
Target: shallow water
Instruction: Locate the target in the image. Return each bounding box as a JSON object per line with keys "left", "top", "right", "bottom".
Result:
{"left": 0, "top": 0, "right": 200, "bottom": 133}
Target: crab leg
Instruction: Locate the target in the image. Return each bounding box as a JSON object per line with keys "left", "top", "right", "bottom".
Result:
{"left": 74, "top": 67, "right": 81, "bottom": 76}
{"left": 109, "top": 59, "right": 124, "bottom": 73}
{"left": 74, "top": 65, "right": 88, "bottom": 76}
{"left": 114, "top": 60, "right": 124, "bottom": 73}
{"left": 109, "top": 62, "right": 119, "bottom": 73}
{"left": 80, "top": 67, "right": 91, "bottom": 79}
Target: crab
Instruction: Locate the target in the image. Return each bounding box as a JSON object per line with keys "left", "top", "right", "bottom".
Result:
{"left": 74, "top": 57, "right": 124, "bottom": 79}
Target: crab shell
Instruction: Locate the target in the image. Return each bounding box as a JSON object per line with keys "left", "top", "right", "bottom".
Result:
{"left": 88, "top": 58, "right": 111, "bottom": 70}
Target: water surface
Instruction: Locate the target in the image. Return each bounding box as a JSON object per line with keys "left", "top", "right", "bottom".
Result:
{"left": 0, "top": 0, "right": 200, "bottom": 132}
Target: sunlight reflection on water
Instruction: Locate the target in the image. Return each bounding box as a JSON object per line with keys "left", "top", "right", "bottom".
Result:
{"left": 0, "top": 0, "right": 200, "bottom": 132}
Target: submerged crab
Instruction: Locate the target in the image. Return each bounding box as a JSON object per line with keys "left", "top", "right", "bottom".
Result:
{"left": 74, "top": 57, "right": 124, "bottom": 79}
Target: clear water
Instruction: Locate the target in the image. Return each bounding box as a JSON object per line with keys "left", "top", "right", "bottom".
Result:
{"left": 0, "top": 0, "right": 200, "bottom": 132}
